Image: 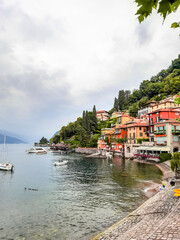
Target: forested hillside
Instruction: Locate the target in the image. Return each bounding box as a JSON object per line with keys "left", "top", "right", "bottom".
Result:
{"left": 51, "top": 55, "right": 180, "bottom": 147}
{"left": 112, "top": 55, "right": 180, "bottom": 116}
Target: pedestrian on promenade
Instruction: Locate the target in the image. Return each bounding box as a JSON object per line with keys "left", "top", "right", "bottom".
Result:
{"left": 160, "top": 184, "right": 162, "bottom": 191}
{"left": 163, "top": 182, "right": 165, "bottom": 190}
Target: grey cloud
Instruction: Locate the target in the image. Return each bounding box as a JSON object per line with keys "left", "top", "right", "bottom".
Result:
{"left": 136, "top": 23, "right": 151, "bottom": 45}
{"left": 0, "top": 1, "right": 65, "bottom": 43}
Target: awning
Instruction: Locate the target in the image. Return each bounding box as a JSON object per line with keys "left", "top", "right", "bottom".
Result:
{"left": 134, "top": 146, "right": 170, "bottom": 152}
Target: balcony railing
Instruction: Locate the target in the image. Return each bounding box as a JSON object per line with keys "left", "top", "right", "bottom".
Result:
{"left": 154, "top": 130, "right": 166, "bottom": 135}
{"left": 172, "top": 130, "right": 180, "bottom": 135}
{"left": 154, "top": 141, "right": 167, "bottom": 146}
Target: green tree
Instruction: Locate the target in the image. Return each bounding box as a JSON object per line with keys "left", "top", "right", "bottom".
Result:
{"left": 175, "top": 92, "right": 180, "bottom": 104}
{"left": 50, "top": 134, "right": 60, "bottom": 144}
{"left": 135, "top": 0, "right": 180, "bottom": 29}
{"left": 170, "top": 153, "right": 180, "bottom": 178}
{"left": 118, "top": 90, "right": 126, "bottom": 110}
{"left": 85, "top": 110, "right": 90, "bottom": 134}
{"left": 113, "top": 97, "right": 119, "bottom": 111}
{"left": 91, "top": 105, "right": 98, "bottom": 133}
{"left": 82, "top": 111, "right": 86, "bottom": 130}
{"left": 129, "top": 102, "right": 139, "bottom": 117}
{"left": 39, "top": 137, "right": 49, "bottom": 144}
{"left": 104, "top": 136, "right": 112, "bottom": 148}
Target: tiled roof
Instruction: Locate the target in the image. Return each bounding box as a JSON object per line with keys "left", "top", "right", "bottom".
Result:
{"left": 96, "top": 110, "right": 108, "bottom": 113}
{"left": 126, "top": 123, "right": 149, "bottom": 127}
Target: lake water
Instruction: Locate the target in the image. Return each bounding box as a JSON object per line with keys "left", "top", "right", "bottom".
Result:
{"left": 0, "top": 144, "right": 162, "bottom": 240}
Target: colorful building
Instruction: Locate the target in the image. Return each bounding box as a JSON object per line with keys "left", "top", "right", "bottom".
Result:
{"left": 114, "top": 124, "right": 127, "bottom": 151}
{"left": 148, "top": 108, "right": 180, "bottom": 142}
{"left": 117, "top": 114, "right": 134, "bottom": 125}
{"left": 154, "top": 119, "right": 180, "bottom": 152}
{"left": 96, "top": 110, "right": 109, "bottom": 121}
{"left": 126, "top": 122, "right": 149, "bottom": 144}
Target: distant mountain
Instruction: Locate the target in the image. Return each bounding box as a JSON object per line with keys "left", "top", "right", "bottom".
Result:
{"left": 0, "top": 130, "right": 27, "bottom": 144}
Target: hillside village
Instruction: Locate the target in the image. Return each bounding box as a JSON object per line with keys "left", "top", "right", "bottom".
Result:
{"left": 97, "top": 94, "right": 180, "bottom": 161}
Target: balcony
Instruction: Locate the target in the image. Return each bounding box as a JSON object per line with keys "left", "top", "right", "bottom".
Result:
{"left": 154, "top": 141, "right": 167, "bottom": 146}
{"left": 172, "top": 130, "right": 180, "bottom": 135}
{"left": 154, "top": 130, "right": 166, "bottom": 135}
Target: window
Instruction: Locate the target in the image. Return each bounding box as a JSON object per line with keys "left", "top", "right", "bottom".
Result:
{"left": 176, "top": 112, "right": 178, "bottom": 115}
{"left": 157, "top": 137, "right": 161, "bottom": 143}
{"left": 134, "top": 127, "right": 135, "bottom": 130}
{"left": 150, "top": 126, "right": 153, "bottom": 133}
{"left": 133, "top": 133, "right": 135, "bottom": 138}
{"left": 134, "top": 140, "right": 136, "bottom": 143}
{"left": 156, "top": 117, "right": 160, "bottom": 122}
{"left": 130, "top": 133, "right": 131, "bottom": 138}
{"left": 139, "top": 127, "right": 141, "bottom": 130}
{"left": 140, "top": 133, "right": 143, "bottom": 137}
{"left": 174, "top": 136, "right": 178, "bottom": 142}
{"left": 150, "top": 118, "right": 153, "bottom": 124}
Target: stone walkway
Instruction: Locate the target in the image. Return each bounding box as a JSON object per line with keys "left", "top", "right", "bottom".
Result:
{"left": 93, "top": 162, "right": 180, "bottom": 240}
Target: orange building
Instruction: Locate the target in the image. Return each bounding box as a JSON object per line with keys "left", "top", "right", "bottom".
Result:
{"left": 126, "top": 122, "right": 149, "bottom": 144}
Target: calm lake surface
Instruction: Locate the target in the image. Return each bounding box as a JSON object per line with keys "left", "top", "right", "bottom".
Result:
{"left": 0, "top": 144, "right": 162, "bottom": 240}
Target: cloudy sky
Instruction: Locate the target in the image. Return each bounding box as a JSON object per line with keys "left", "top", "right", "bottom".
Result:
{"left": 0, "top": 0, "right": 179, "bottom": 142}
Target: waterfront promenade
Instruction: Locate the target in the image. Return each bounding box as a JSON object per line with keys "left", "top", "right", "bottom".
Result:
{"left": 93, "top": 162, "right": 180, "bottom": 240}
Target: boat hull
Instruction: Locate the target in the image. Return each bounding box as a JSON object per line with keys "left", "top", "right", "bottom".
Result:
{"left": 0, "top": 163, "right": 14, "bottom": 171}
{"left": 53, "top": 161, "right": 68, "bottom": 166}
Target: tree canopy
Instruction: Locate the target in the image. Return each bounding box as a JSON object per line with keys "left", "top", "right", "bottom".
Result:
{"left": 135, "top": 0, "right": 180, "bottom": 28}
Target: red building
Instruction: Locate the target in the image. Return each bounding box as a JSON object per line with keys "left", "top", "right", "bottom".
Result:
{"left": 148, "top": 108, "right": 180, "bottom": 141}
{"left": 113, "top": 124, "right": 127, "bottom": 151}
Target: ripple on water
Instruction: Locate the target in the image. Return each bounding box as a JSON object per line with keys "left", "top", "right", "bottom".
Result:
{"left": 0, "top": 146, "right": 162, "bottom": 240}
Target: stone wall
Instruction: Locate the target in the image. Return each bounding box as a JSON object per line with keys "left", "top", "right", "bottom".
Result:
{"left": 75, "top": 148, "right": 100, "bottom": 154}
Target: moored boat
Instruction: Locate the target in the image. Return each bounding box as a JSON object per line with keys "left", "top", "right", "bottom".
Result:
{"left": 53, "top": 160, "right": 68, "bottom": 166}
{"left": 0, "top": 135, "right": 14, "bottom": 172}
{"left": 27, "top": 147, "right": 47, "bottom": 154}
{"left": 0, "top": 163, "right": 14, "bottom": 171}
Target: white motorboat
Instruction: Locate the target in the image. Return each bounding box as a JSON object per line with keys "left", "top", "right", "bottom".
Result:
{"left": 27, "top": 147, "right": 47, "bottom": 154}
{"left": 0, "top": 163, "right": 14, "bottom": 171}
{"left": 53, "top": 160, "right": 68, "bottom": 166}
{"left": 0, "top": 135, "right": 14, "bottom": 172}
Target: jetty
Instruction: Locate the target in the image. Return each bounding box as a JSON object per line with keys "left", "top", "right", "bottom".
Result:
{"left": 92, "top": 162, "right": 180, "bottom": 240}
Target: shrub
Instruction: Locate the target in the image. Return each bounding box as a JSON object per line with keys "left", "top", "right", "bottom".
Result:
{"left": 137, "top": 138, "right": 149, "bottom": 144}
{"left": 159, "top": 153, "right": 172, "bottom": 163}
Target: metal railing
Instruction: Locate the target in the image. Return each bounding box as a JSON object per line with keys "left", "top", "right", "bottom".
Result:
{"left": 172, "top": 130, "right": 180, "bottom": 135}
{"left": 154, "top": 130, "right": 166, "bottom": 135}
{"left": 154, "top": 141, "right": 167, "bottom": 146}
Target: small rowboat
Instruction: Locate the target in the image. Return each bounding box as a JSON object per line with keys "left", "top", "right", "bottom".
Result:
{"left": 53, "top": 160, "right": 68, "bottom": 166}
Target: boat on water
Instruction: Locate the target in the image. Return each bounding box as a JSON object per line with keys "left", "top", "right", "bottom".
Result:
{"left": 27, "top": 147, "right": 47, "bottom": 154}
{"left": 53, "top": 160, "right": 68, "bottom": 166}
{"left": 0, "top": 136, "right": 14, "bottom": 172}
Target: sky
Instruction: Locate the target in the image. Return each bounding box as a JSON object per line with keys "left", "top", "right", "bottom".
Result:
{"left": 0, "top": 0, "right": 179, "bottom": 142}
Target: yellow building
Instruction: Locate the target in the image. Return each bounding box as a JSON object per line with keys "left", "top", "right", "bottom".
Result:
{"left": 117, "top": 114, "right": 134, "bottom": 125}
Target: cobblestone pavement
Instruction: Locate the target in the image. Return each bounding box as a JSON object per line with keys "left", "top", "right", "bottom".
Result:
{"left": 93, "top": 163, "right": 180, "bottom": 240}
